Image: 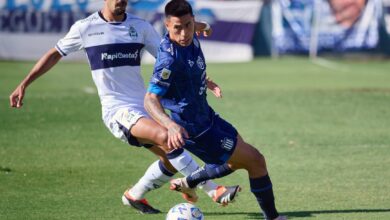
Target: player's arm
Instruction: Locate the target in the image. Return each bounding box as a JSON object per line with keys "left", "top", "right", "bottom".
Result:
{"left": 195, "top": 21, "right": 212, "bottom": 37}
{"left": 144, "top": 92, "right": 189, "bottom": 149}
{"left": 10, "top": 21, "right": 82, "bottom": 108}
{"left": 206, "top": 75, "right": 222, "bottom": 98}
{"left": 9, "top": 48, "right": 62, "bottom": 108}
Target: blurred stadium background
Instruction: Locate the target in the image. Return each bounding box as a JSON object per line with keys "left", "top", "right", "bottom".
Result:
{"left": 1, "top": 0, "right": 390, "bottom": 61}
{"left": 1, "top": 1, "right": 390, "bottom": 220}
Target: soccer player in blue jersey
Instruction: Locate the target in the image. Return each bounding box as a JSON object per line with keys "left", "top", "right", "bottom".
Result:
{"left": 144, "top": 0, "right": 287, "bottom": 219}
{"left": 9, "top": 0, "right": 239, "bottom": 214}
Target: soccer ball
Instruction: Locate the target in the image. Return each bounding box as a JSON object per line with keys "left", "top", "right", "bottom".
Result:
{"left": 166, "top": 203, "right": 204, "bottom": 220}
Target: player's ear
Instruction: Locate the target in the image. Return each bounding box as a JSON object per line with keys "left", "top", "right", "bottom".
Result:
{"left": 165, "top": 17, "right": 170, "bottom": 30}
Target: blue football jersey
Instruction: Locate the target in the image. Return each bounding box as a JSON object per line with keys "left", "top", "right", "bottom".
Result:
{"left": 148, "top": 33, "right": 213, "bottom": 136}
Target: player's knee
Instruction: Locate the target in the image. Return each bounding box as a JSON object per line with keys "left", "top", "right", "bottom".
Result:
{"left": 154, "top": 130, "right": 168, "bottom": 146}
{"left": 246, "top": 145, "right": 268, "bottom": 175}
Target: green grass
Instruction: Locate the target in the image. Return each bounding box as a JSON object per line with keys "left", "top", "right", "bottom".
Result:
{"left": 1, "top": 57, "right": 389, "bottom": 219}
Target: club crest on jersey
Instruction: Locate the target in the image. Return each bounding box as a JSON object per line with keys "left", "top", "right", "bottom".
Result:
{"left": 221, "top": 138, "right": 234, "bottom": 151}
{"left": 128, "top": 26, "right": 138, "bottom": 40}
{"left": 197, "top": 56, "right": 205, "bottom": 70}
{"left": 161, "top": 68, "right": 171, "bottom": 80}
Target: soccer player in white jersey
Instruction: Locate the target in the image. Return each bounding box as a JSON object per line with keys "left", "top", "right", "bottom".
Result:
{"left": 9, "top": 0, "right": 239, "bottom": 214}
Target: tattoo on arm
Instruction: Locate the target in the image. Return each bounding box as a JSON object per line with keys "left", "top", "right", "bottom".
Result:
{"left": 145, "top": 94, "right": 173, "bottom": 128}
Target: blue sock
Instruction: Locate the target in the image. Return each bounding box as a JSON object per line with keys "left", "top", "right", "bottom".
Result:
{"left": 186, "top": 163, "right": 233, "bottom": 188}
{"left": 250, "top": 174, "right": 279, "bottom": 220}
{"left": 158, "top": 160, "right": 175, "bottom": 177}
{"left": 166, "top": 148, "right": 184, "bottom": 159}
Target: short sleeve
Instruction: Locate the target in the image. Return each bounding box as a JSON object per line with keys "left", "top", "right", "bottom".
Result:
{"left": 148, "top": 49, "right": 175, "bottom": 96}
{"left": 55, "top": 22, "right": 83, "bottom": 56}
{"left": 143, "top": 22, "right": 161, "bottom": 58}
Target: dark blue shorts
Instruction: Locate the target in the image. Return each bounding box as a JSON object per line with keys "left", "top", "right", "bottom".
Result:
{"left": 184, "top": 115, "right": 238, "bottom": 165}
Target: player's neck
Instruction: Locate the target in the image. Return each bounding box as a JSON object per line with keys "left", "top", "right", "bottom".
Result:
{"left": 100, "top": 9, "right": 125, "bottom": 22}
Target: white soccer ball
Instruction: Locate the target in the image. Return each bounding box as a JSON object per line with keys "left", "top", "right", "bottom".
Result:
{"left": 166, "top": 203, "right": 204, "bottom": 220}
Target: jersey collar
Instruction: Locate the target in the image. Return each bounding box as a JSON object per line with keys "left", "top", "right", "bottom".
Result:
{"left": 98, "top": 11, "right": 127, "bottom": 25}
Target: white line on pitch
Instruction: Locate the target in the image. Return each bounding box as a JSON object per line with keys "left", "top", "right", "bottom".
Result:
{"left": 311, "top": 57, "right": 350, "bottom": 72}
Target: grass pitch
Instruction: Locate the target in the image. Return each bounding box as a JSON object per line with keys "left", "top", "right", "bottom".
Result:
{"left": 1, "top": 57, "right": 390, "bottom": 219}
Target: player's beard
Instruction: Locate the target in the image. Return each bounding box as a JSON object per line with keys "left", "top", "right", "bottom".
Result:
{"left": 113, "top": 1, "right": 127, "bottom": 16}
{"left": 114, "top": 8, "right": 126, "bottom": 16}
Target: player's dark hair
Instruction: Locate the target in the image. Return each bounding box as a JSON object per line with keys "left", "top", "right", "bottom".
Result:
{"left": 165, "top": 0, "right": 194, "bottom": 18}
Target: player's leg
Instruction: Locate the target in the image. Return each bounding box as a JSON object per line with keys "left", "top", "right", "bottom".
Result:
{"left": 125, "top": 146, "right": 175, "bottom": 201}
{"left": 122, "top": 157, "right": 172, "bottom": 214}
{"left": 226, "top": 134, "right": 267, "bottom": 177}
{"left": 166, "top": 148, "right": 227, "bottom": 203}
{"left": 167, "top": 113, "right": 282, "bottom": 219}
{"left": 171, "top": 161, "right": 240, "bottom": 205}
{"left": 177, "top": 115, "right": 240, "bottom": 188}
{"left": 227, "top": 134, "right": 281, "bottom": 220}
{"left": 169, "top": 116, "right": 242, "bottom": 204}
{"left": 176, "top": 132, "right": 267, "bottom": 182}
{"left": 129, "top": 117, "right": 171, "bottom": 152}
{"left": 107, "top": 110, "right": 173, "bottom": 213}
{"left": 129, "top": 116, "right": 235, "bottom": 204}
{"left": 173, "top": 134, "right": 281, "bottom": 219}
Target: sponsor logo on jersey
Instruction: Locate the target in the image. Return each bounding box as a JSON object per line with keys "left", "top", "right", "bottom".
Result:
{"left": 101, "top": 50, "right": 139, "bottom": 61}
{"left": 151, "top": 77, "right": 171, "bottom": 87}
{"left": 129, "top": 26, "right": 138, "bottom": 40}
{"left": 88, "top": 32, "right": 104, "bottom": 37}
{"left": 86, "top": 43, "right": 143, "bottom": 70}
{"left": 161, "top": 68, "right": 171, "bottom": 80}
{"left": 221, "top": 138, "right": 234, "bottom": 151}
{"left": 197, "top": 56, "right": 205, "bottom": 70}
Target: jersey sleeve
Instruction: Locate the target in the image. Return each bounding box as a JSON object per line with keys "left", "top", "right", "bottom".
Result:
{"left": 147, "top": 47, "right": 175, "bottom": 96}
{"left": 55, "top": 22, "right": 83, "bottom": 56}
{"left": 143, "top": 22, "right": 161, "bottom": 58}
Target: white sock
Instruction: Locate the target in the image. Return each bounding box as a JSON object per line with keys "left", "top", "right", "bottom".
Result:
{"left": 128, "top": 160, "right": 172, "bottom": 200}
{"left": 168, "top": 150, "right": 218, "bottom": 198}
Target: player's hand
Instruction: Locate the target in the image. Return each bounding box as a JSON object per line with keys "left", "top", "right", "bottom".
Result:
{"left": 167, "top": 122, "right": 189, "bottom": 149}
{"left": 206, "top": 77, "right": 222, "bottom": 98}
{"left": 9, "top": 84, "right": 26, "bottom": 108}
{"left": 196, "top": 27, "right": 213, "bottom": 37}
{"left": 195, "top": 22, "right": 212, "bottom": 37}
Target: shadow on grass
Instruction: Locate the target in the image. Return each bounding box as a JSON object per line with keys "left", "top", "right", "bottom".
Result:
{"left": 281, "top": 209, "right": 390, "bottom": 218}
{"left": 204, "top": 209, "right": 390, "bottom": 219}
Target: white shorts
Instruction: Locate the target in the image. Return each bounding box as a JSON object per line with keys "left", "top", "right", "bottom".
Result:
{"left": 103, "top": 108, "right": 148, "bottom": 146}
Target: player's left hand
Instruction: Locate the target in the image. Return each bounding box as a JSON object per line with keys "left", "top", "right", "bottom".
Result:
{"left": 206, "top": 77, "right": 222, "bottom": 98}
{"left": 196, "top": 28, "right": 212, "bottom": 37}
{"left": 195, "top": 22, "right": 212, "bottom": 37}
